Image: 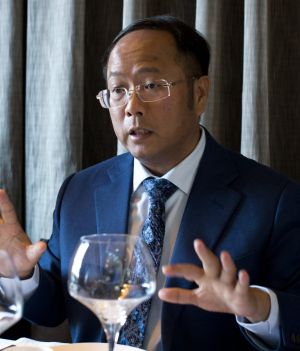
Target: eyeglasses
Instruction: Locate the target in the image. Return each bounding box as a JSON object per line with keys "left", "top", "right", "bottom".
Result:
{"left": 96, "top": 79, "right": 184, "bottom": 109}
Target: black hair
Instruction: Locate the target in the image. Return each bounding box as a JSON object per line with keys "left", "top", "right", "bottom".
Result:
{"left": 102, "top": 15, "right": 210, "bottom": 80}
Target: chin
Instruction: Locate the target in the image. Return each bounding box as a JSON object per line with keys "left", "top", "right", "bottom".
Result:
{"left": 128, "top": 145, "right": 150, "bottom": 159}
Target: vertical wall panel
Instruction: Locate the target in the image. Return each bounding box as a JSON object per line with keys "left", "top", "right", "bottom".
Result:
{"left": 26, "top": 0, "right": 85, "bottom": 241}
{"left": 0, "top": 0, "right": 25, "bottom": 222}
{"left": 196, "top": 0, "right": 244, "bottom": 152}
{"left": 241, "top": 0, "right": 270, "bottom": 165}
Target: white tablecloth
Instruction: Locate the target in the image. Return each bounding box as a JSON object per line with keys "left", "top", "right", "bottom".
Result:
{"left": 0, "top": 337, "right": 64, "bottom": 349}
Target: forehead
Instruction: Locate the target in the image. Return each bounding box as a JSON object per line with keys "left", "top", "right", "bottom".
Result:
{"left": 107, "top": 30, "right": 183, "bottom": 79}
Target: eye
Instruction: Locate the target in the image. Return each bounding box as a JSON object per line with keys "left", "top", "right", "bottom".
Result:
{"left": 111, "top": 87, "right": 126, "bottom": 95}
{"left": 144, "top": 82, "right": 159, "bottom": 90}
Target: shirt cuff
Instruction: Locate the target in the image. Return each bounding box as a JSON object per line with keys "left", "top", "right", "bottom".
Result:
{"left": 236, "top": 286, "right": 280, "bottom": 348}
{"left": 20, "top": 265, "right": 40, "bottom": 299}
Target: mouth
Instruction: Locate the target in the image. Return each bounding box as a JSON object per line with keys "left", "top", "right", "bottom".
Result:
{"left": 128, "top": 127, "right": 153, "bottom": 138}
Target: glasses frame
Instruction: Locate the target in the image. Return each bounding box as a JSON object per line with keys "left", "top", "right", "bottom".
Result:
{"left": 96, "top": 79, "right": 184, "bottom": 109}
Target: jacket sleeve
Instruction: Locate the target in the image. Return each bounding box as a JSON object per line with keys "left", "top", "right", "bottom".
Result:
{"left": 242, "top": 181, "right": 300, "bottom": 350}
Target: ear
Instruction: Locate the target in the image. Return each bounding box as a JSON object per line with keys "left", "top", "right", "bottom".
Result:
{"left": 194, "top": 76, "right": 210, "bottom": 116}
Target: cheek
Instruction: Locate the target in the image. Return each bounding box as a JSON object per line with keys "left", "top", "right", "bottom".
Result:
{"left": 161, "top": 100, "right": 190, "bottom": 127}
{"left": 163, "top": 105, "right": 199, "bottom": 138}
{"left": 110, "top": 113, "right": 125, "bottom": 138}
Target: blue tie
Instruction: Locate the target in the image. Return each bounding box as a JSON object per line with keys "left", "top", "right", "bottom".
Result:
{"left": 119, "top": 177, "right": 177, "bottom": 348}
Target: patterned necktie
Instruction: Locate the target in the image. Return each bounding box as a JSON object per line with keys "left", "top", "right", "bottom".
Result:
{"left": 119, "top": 177, "right": 177, "bottom": 348}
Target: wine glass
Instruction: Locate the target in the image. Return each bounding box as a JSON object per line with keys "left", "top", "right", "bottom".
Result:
{"left": 0, "top": 249, "right": 23, "bottom": 335}
{"left": 68, "top": 233, "right": 156, "bottom": 351}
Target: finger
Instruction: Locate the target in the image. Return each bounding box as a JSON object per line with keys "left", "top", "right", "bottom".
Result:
{"left": 235, "top": 269, "right": 250, "bottom": 295}
{"left": 162, "top": 264, "right": 204, "bottom": 283}
{"left": 158, "top": 287, "right": 197, "bottom": 305}
{"left": 0, "top": 189, "right": 18, "bottom": 224}
{"left": 219, "top": 251, "right": 237, "bottom": 284}
{"left": 194, "top": 239, "right": 221, "bottom": 278}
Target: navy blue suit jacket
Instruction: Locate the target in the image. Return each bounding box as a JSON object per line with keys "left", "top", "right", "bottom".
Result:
{"left": 24, "top": 131, "right": 300, "bottom": 350}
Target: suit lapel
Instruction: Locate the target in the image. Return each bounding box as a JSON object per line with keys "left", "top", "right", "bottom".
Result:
{"left": 162, "top": 132, "right": 242, "bottom": 350}
{"left": 94, "top": 154, "right": 134, "bottom": 234}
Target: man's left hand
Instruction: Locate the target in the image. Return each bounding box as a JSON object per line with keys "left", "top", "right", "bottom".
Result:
{"left": 159, "top": 239, "right": 271, "bottom": 323}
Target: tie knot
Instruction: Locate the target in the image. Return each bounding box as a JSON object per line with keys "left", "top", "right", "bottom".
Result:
{"left": 143, "top": 177, "right": 177, "bottom": 203}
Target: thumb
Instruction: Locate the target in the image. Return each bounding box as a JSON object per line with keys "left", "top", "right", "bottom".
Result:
{"left": 26, "top": 241, "right": 47, "bottom": 264}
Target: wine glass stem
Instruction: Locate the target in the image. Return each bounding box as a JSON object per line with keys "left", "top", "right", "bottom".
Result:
{"left": 104, "top": 324, "right": 119, "bottom": 351}
{"left": 108, "top": 338, "right": 115, "bottom": 351}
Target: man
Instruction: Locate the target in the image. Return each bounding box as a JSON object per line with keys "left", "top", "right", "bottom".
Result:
{"left": 0, "top": 15, "right": 300, "bottom": 350}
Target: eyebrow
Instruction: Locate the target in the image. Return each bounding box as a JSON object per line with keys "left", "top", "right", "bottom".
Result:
{"left": 108, "top": 67, "right": 161, "bottom": 79}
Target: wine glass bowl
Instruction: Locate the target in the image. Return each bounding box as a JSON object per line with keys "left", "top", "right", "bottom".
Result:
{"left": 0, "top": 249, "right": 23, "bottom": 335}
{"left": 68, "top": 234, "right": 156, "bottom": 351}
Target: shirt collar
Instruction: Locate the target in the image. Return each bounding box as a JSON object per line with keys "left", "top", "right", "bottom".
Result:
{"left": 133, "top": 127, "right": 206, "bottom": 195}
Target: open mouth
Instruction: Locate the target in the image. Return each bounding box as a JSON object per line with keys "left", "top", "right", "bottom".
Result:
{"left": 129, "top": 128, "right": 152, "bottom": 137}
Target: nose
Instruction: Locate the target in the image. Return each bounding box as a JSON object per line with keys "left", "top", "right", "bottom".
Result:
{"left": 125, "top": 90, "right": 145, "bottom": 117}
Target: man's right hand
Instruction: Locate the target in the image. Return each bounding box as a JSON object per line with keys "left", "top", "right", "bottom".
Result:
{"left": 0, "top": 189, "right": 47, "bottom": 279}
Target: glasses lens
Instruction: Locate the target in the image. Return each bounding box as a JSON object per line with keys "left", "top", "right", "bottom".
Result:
{"left": 97, "top": 89, "right": 127, "bottom": 109}
{"left": 140, "top": 80, "right": 170, "bottom": 102}
{"left": 98, "top": 90, "right": 110, "bottom": 108}
{"left": 109, "top": 87, "right": 127, "bottom": 108}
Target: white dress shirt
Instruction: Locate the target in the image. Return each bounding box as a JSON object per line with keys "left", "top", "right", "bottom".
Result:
{"left": 23, "top": 128, "right": 279, "bottom": 349}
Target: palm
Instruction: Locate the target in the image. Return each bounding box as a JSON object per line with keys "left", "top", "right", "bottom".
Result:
{"left": 0, "top": 189, "right": 46, "bottom": 278}
{"left": 0, "top": 223, "right": 33, "bottom": 276}
{"left": 193, "top": 273, "right": 257, "bottom": 317}
{"left": 159, "top": 239, "right": 270, "bottom": 323}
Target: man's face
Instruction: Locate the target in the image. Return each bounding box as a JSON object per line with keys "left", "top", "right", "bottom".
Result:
{"left": 107, "top": 30, "right": 209, "bottom": 175}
